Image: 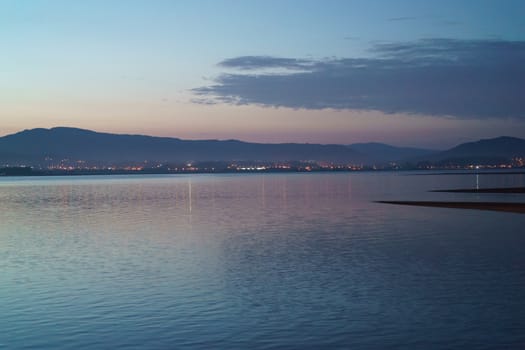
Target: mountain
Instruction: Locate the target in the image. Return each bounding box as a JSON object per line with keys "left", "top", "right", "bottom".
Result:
{"left": 348, "top": 142, "right": 437, "bottom": 164}
{"left": 424, "top": 136, "right": 525, "bottom": 165}
{"left": 2, "top": 127, "right": 522, "bottom": 167}
{"left": 0, "top": 127, "right": 364, "bottom": 165}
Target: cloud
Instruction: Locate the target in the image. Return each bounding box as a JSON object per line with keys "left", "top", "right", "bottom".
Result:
{"left": 387, "top": 16, "right": 419, "bottom": 21}
{"left": 218, "top": 56, "right": 312, "bottom": 71}
{"left": 193, "top": 39, "right": 525, "bottom": 119}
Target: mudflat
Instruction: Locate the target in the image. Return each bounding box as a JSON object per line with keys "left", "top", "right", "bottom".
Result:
{"left": 376, "top": 200, "right": 525, "bottom": 214}
{"left": 431, "top": 187, "right": 525, "bottom": 193}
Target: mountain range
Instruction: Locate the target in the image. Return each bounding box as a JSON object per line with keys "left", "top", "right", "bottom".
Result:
{"left": 0, "top": 127, "right": 523, "bottom": 167}
{"left": 424, "top": 136, "right": 525, "bottom": 165}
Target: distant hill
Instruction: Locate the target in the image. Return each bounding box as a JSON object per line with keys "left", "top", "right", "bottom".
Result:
{"left": 1, "top": 127, "right": 522, "bottom": 167}
{"left": 0, "top": 127, "right": 364, "bottom": 165}
{"left": 424, "top": 136, "right": 525, "bottom": 165}
{"left": 348, "top": 142, "right": 437, "bottom": 164}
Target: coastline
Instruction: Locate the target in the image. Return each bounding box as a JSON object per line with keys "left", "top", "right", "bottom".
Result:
{"left": 431, "top": 187, "right": 525, "bottom": 193}
{"left": 376, "top": 200, "right": 525, "bottom": 214}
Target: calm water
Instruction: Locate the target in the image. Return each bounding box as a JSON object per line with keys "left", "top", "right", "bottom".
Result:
{"left": 1, "top": 172, "right": 524, "bottom": 349}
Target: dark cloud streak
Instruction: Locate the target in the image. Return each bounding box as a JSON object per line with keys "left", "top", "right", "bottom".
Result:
{"left": 193, "top": 39, "right": 525, "bottom": 119}
{"left": 218, "top": 56, "right": 312, "bottom": 71}
{"left": 387, "top": 16, "right": 419, "bottom": 21}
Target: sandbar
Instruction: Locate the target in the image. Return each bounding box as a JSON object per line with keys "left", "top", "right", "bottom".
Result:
{"left": 376, "top": 200, "right": 525, "bottom": 214}
{"left": 431, "top": 187, "right": 525, "bottom": 193}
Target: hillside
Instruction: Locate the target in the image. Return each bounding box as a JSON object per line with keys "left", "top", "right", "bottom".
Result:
{"left": 348, "top": 142, "right": 437, "bottom": 164}
{"left": 1, "top": 128, "right": 522, "bottom": 167}
{"left": 0, "top": 127, "right": 363, "bottom": 165}
{"left": 426, "top": 136, "right": 525, "bottom": 165}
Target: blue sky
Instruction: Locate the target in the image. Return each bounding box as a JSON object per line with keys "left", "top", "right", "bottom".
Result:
{"left": 1, "top": 0, "right": 524, "bottom": 148}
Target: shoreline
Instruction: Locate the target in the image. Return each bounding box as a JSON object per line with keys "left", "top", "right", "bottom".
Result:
{"left": 376, "top": 200, "right": 525, "bottom": 214}
{"left": 431, "top": 187, "right": 525, "bottom": 193}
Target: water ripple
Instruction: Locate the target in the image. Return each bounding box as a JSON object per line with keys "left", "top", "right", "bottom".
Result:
{"left": 1, "top": 173, "right": 524, "bottom": 349}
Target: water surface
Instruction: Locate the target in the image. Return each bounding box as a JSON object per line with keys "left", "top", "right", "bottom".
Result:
{"left": 1, "top": 172, "right": 524, "bottom": 349}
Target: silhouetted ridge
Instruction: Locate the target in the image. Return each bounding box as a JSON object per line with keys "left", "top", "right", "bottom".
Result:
{"left": 349, "top": 142, "right": 436, "bottom": 163}
{"left": 0, "top": 127, "right": 361, "bottom": 164}
{"left": 1, "top": 128, "right": 522, "bottom": 167}
{"left": 444, "top": 136, "right": 525, "bottom": 157}
{"left": 422, "top": 136, "right": 525, "bottom": 165}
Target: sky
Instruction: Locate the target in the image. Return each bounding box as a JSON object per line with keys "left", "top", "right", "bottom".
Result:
{"left": 1, "top": 0, "right": 524, "bottom": 149}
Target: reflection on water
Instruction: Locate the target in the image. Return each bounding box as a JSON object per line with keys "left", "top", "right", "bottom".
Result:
{"left": 1, "top": 172, "right": 524, "bottom": 349}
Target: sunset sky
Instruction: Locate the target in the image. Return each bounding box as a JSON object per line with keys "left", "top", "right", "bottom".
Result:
{"left": 1, "top": 0, "right": 524, "bottom": 148}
